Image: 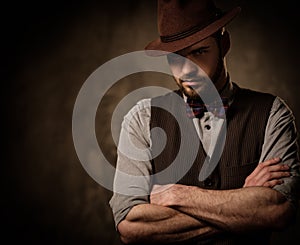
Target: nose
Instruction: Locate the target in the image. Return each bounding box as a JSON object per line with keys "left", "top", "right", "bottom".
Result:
{"left": 179, "top": 58, "right": 198, "bottom": 81}
{"left": 167, "top": 54, "right": 199, "bottom": 80}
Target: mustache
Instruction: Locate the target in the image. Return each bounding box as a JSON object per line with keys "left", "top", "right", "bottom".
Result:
{"left": 179, "top": 76, "right": 208, "bottom": 83}
{"left": 178, "top": 71, "right": 209, "bottom": 82}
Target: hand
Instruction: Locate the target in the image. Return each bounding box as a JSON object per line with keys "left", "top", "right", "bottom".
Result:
{"left": 150, "top": 184, "right": 192, "bottom": 207}
{"left": 243, "top": 157, "right": 290, "bottom": 188}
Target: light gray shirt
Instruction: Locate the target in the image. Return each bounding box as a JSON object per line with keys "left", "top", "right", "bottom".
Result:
{"left": 109, "top": 82, "right": 300, "bottom": 228}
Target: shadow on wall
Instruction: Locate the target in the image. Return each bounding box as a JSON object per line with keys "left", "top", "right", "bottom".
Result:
{"left": 2, "top": 0, "right": 299, "bottom": 244}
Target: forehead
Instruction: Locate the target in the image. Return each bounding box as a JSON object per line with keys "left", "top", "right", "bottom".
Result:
{"left": 177, "top": 36, "right": 216, "bottom": 56}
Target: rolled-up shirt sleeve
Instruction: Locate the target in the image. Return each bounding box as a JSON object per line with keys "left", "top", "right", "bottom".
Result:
{"left": 259, "top": 96, "right": 300, "bottom": 205}
{"left": 109, "top": 98, "right": 152, "bottom": 228}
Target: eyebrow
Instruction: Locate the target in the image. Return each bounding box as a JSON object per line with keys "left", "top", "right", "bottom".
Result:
{"left": 178, "top": 45, "right": 210, "bottom": 56}
{"left": 188, "top": 45, "right": 210, "bottom": 55}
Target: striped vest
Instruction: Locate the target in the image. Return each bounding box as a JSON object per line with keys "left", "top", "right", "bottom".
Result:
{"left": 150, "top": 84, "right": 275, "bottom": 244}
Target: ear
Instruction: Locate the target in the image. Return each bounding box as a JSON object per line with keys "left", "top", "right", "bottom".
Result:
{"left": 220, "top": 30, "right": 230, "bottom": 57}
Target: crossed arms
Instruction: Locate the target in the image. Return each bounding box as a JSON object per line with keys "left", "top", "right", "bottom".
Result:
{"left": 111, "top": 97, "right": 300, "bottom": 244}
{"left": 118, "top": 158, "right": 296, "bottom": 244}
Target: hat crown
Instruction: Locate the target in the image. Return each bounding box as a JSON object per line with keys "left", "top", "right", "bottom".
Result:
{"left": 145, "top": 0, "right": 240, "bottom": 54}
{"left": 158, "top": 0, "right": 220, "bottom": 38}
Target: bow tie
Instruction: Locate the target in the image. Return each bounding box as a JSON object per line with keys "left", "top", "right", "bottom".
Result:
{"left": 186, "top": 97, "right": 229, "bottom": 119}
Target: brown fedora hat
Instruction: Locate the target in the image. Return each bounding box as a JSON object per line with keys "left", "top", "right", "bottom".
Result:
{"left": 145, "top": 0, "right": 241, "bottom": 54}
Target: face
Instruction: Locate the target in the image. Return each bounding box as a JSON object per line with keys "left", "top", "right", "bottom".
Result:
{"left": 167, "top": 36, "right": 226, "bottom": 99}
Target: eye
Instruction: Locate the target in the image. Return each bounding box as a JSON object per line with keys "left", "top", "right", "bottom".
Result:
{"left": 191, "top": 48, "right": 207, "bottom": 56}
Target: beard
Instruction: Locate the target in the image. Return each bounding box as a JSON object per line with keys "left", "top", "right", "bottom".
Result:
{"left": 178, "top": 57, "right": 224, "bottom": 100}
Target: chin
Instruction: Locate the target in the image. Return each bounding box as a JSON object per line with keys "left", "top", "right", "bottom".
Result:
{"left": 181, "top": 88, "right": 200, "bottom": 99}
{"left": 183, "top": 85, "right": 210, "bottom": 98}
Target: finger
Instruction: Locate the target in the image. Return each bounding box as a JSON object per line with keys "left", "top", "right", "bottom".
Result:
{"left": 258, "top": 157, "right": 283, "bottom": 170}
{"left": 247, "top": 157, "right": 282, "bottom": 178}
{"left": 260, "top": 170, "right": 290, "bottom": 182}
{"left": 267, "top": 163, "right": 289, "bottom": 171}
{"left": 263, "top": 179, "right": 284, "bottom": 188}
{"left": 260, "top": 157, "right": 281, "bottom": 167}
{"left": 253, "top": 169, "right": 290, "bottom": 187}
{"left": 248, "top": 157, "right": 285, "bottom": 181}
{"left": 256, "top": 164, "right": 289, "bottom": 184}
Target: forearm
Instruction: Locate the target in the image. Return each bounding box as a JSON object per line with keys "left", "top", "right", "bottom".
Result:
{"left": 168, "top": 186, "right": 295, "bottom": 232}
{"left": 118, "top": 203, "right": 222, "bottom": 244}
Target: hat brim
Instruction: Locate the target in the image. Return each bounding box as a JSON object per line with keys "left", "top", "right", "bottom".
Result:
{"left": 145, "top": 6, "right": 241, "bottom": 56}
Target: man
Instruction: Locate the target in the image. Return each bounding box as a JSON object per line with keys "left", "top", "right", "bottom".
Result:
{"left": 109, "top": 0, "right": 300, "bottom": 244}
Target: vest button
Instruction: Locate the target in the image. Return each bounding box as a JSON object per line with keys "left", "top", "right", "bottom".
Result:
{"left": 204, "top": 125, "right": 211, "bottom": 130}
{"left": 204, "top": 178, "right": 213, "bottom": 187}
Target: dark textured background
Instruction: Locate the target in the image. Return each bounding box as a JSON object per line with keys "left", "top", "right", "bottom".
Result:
{"left": 2, "top": 0, "right": 300, "bottom": 244}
